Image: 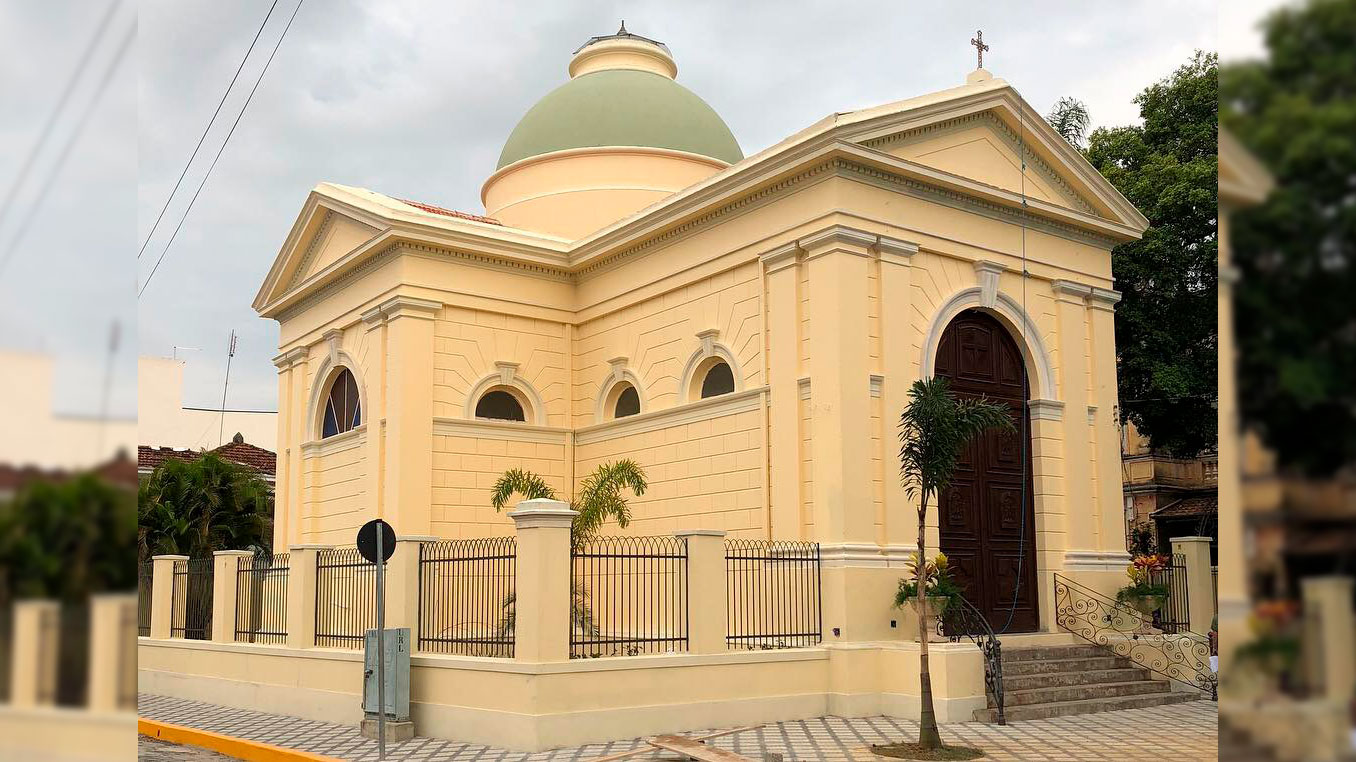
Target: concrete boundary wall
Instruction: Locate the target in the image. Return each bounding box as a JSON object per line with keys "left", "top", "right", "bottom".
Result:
{"left": 137, "top": 637, "right": 984, "bottom": 751}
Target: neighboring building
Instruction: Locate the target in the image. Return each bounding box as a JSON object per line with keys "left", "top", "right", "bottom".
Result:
{"left": 1120, "top": 420, "right": 1218, "bottom": 561}
{"left": 252, "top": 29, "right": 1148, "bottom": 634}
{"left": 0, "top": 350, "right": 137, "bottom": 471}
{"left": 137, "top": 432, "right": 277, "bottom": 488}
{"left": 138, "top": 355, "right": 277, "bottom": 452}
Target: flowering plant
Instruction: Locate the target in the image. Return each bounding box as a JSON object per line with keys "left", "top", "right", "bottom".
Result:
{"left": 894, "top": 552, "right": 962, "bottom": 612}
{"left": 1114, "top": 554, "right": 1171, "bottom": 603}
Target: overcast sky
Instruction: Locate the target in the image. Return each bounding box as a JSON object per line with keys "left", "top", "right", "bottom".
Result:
{"left": 3, "top": 1, "right": 1280, "bottom": 420}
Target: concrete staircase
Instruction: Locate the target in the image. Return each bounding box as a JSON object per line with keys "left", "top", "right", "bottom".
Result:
{"left": 973, "top": 642, "right": 1200, "bottom": 722}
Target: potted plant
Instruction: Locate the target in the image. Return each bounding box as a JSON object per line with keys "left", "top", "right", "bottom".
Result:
{"left": 894, "top": 552, "right": 961, "bottom": 643}
{"left": 1115, "top": 554, "right": 1171, "bottom": 633}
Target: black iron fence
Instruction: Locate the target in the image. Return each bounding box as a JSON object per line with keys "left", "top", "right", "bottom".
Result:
{"left": 235, "top": 552, "right": 290, "bottom": 645}
{"left": 315, "top": 546, "right": 379, "bottom": 648}
{"left": 725, "top": 539, "right": 822, "bottom": 650}
{"left": 418, "top": 537, "right": 516, "bottom": 657}
{"left": 570, "top": 535, "right": 688, "bottom": 658}
{"left": 1150, "top": 553, "right": 1190, "bottom": 634}
{"left": 137, "top": 562, "right": 152, "bottom": 637}
{"left": 170, "top": 558, "right": 214, "bottom": 640}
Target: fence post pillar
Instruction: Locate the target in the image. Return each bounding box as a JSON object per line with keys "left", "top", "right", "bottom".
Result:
{"left": 150, "top": 554, "right": 186, "bottom": 639}
{"left": 1169, "top": 536, "right": 1214, "bottom": 635}
{"left": 212, "top": 550, "right": 253, "bottom": 643}
{"left": 9, "top": 599, "right": 58, "bottom": 707}
{"left": 509, "top": 499, "right": 576, "bottom": 663}
{"left": 87, "top": 593, "right": 135, "bottom": 712}
{"left": 1301, "top": 576, "right": 1355, "bottom": 705}
{"left": 287, "top": 545, "right": 330, "bottom": 649}
{"left": 677, "top": 529, "right": 727, "bottom": 654}
{"left": 387, "top": 536, "right": 437, "bottom": 632}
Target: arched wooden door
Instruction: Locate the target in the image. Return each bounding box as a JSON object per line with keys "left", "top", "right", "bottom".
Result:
{"left": 934, "top": 309, "right": 1040, "bottom": 632}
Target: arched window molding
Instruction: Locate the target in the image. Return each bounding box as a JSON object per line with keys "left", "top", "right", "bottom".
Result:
{"left": 464, "top": 361, "right": 546, "bottom": 425}
{"left": 679, "top": 329, "right": 743, "bottom": 404}
{"left": 305, "top": 350, "right": 369, "bottom": 442}
{"left": 594, "top": 357, "right": 647, "bottom": 423}
{"left": 919, "top": 284, "right": 1058, "bottom": 404}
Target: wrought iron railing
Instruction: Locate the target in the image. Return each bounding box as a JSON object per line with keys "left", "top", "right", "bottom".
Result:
{"left": 1053, "top": 573, "right": 1216, "bottom": 698}
{"left": 170, "top": 558, "right": 213, "bottom": 640}
{"left": 570, "top": 535, "right": 688, "bottom": 658}
{"left": 315, "top": 546, "right": 379, "bottom": 648}
{"left": 937, "top": 594, "right": 1005, "bottom": 725}
{"left": 418, "top": 537, "right": 516, "bottom": 657}
{"left": 235, "top": 552, "right": 289, "bottom": 644}
{"left": 137, "top": 562, "right": 152, "bottom": 637}
{"left": 725, "top": 539, "right": 822, "bottom": 650}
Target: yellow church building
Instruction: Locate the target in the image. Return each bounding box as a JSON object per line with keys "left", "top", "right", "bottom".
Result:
{"left": 252, "top": 26, "right": 1148, "bottom": 637}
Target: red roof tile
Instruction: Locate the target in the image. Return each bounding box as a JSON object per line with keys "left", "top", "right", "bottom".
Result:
{"left": 399, "top": 198, "right": 501, "bottom": 225}
{"left": 1152, "top": 493, "right": 1217, "bottom": 519}
{"left": 138, "top": 433, "right": 276, "bottom": 478}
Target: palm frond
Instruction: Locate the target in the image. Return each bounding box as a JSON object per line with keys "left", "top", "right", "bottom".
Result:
{"left": 490, "top": 468, "right": 557, "bottom": 511}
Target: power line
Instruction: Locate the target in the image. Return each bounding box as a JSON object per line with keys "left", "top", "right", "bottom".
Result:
{"left": 0, "top": 21, "right": 135, "bottom": 278}
{"left": 0, "top": 0, "right": 122, "bottom": 238}
{"left": 139, "top": 0, "right": 306, "bottom": 297}
{"left": 137, "top": 0, "right": 280, "bottom": 260}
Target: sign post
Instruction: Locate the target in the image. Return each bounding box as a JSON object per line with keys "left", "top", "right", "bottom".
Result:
{"left": 357, "top": 518, "right": 396, "bottom": 760}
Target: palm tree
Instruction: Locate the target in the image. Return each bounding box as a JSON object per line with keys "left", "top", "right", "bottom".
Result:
{"left": 1047, "top": 96, "right": 1091, "bottom": 148}
{"left": 137, "top": 453, "right": 273, "bottom": 560}
{"left": 898, "top": 378, "right": 1013, "bottom": 751}
{"left": 491, "top": 460, "right": 648, "bottom": 637}
{"left": 491, "top": 460, "right": 647, "bottom": 550}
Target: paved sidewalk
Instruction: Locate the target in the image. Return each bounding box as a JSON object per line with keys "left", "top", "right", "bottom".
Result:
{"left": 139, "top": 694, "right": 1217, "bottom": 761}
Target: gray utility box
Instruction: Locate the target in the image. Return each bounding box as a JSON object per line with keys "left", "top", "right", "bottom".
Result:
{"left": 362, "top": 627, "right": 411, "bottom": 721}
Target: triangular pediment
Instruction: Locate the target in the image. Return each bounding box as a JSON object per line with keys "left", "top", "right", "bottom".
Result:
{"left": 823, "top": 83, "right": 1148, "bottom": 232}
{"left": 866, "top": 113, "right": 1096, "bottom": 215}
{"left": 253, "top": 190, "right": 388, "bottom": 312}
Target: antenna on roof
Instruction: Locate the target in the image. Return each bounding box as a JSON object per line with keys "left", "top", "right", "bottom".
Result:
{"left": 217, "top": 330, "right": 237, "bottom": 448}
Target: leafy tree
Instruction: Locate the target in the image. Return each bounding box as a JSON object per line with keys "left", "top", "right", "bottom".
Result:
{"left": 137, "top": 454, "right": 273, "bottom": 560}
{"left": 1221, "top": 0, "right": 1356, "bottom": 475}
{"left": 490, "top": 460, "right": 647, "bottom": 550}
{"left": 0, "top": 474, "right": 136, "bottom": 600}
{"left": 897, "top": 378, "right": 1013, "bottom": 751}
{"left": 1086, "top": 51, "right": 1219, "bottom": 457}
{"left": 1047, "top": 96, "right": 1092, "bottom": 148}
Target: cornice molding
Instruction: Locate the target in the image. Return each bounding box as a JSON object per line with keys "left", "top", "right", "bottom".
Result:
{"left": 1028, "top": 399, "right": 1065, "bottom": 422}
{"left": 574, "top": 387, "right": 765, "bottom": 446}
{"left": 759, "top": 241, "right": 801, "bottom": 273}
{"left": 874, "top": 234, "right": 918, "bottom": 265}
{"left": 1087, "top": 287, "right": 1122, "bottom": 311}
{"left": 284, "top": 210, "right": 335, "bottom": 291}
{"left": 798, "top": 224, "right": 879, "bottom": 259}
{"left": 1051, "top": 279, "right": 1093, "bottom": 304}
{"left": 272, "top": 347, "right": 309, "bottom": 370}
{"left": 300, "top": 425, "right": 366, "bottom": 458}
{"left": 379, "top": 294, "right": 442, "bottom": 321}
{"left": 432, "top": 418, "right": 568, "bottom": 445}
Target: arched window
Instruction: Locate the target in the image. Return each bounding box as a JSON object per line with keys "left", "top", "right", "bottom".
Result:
{"left": 475, "top": 389, "right": 526, "bottom": 422}
{"left": 613, "top": 384, "right": 641, "bottom": 418}
{"left": 321, "top": 368, "right": 362, "bottom": 438}
{"left": 699, "top": 361, "right": 735, "bottom": 399}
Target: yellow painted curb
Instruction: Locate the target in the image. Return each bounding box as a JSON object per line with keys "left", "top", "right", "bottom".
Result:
{"left": 138, "top": 718, "right": 343, "bottom": 762}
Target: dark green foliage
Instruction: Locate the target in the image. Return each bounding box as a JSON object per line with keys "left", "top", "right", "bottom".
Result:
{"left": 137, "top": 454, "right": 273, "bottom": 560}
{"left": 1086, "top": 51, "right": 1219, "bottom": 457}
{"left": 0, "top": 474, "right": 136, "bottom": 600}
{"left": 1221, "top": 0, "right": 1356, "bottom": 475}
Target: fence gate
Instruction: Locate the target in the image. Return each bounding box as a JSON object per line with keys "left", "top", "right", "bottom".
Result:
{"left": 1151, "top": 553, "right": 1190, "bottom": 634}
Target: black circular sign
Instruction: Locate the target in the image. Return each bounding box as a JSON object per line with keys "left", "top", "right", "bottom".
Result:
{"left": 356, "top": 519, "right": 397, "bottom": 564}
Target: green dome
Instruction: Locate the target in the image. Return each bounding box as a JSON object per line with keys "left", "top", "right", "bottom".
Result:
{"left": 496, "top": 69, "right": 743, "bottom": 170}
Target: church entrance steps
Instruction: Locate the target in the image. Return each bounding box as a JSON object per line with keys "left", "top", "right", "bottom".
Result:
{"left": 988, "top": 631, "right": 1078, "bottom": 649}
{"left": 975, "top": 643, "right": 1200, "bottom": 723}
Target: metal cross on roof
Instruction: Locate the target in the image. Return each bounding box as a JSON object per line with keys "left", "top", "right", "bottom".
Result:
{"left": 970, "top": 30, "right": 989, "bottom": 69}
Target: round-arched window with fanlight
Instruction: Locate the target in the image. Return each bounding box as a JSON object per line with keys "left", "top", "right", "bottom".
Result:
{"left": 321, "top": 368, "right": 362, "bottom": 438}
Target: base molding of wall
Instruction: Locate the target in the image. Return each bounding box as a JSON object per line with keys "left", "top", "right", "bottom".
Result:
{"left": 819, "top": 543, "right": 919, "bottom": 569}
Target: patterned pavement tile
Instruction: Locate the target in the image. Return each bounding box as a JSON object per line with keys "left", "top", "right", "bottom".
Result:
{"left": 139, "top": 693, "right": 1217, "bottom": 761}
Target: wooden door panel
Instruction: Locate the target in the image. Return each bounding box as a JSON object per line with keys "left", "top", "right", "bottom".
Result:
{"left": 935, "top": 309, "right": 1040, "bottom": 633}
